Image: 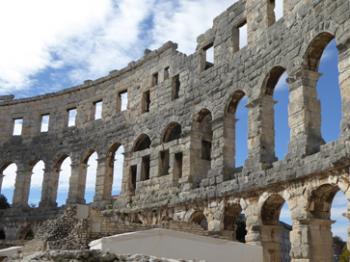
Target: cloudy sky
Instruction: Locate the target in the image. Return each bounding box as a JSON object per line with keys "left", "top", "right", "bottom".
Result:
{"left": 0, "top": 0, "right": 347, "bottom": 243}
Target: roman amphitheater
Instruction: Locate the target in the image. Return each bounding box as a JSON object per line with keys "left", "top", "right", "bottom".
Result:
{"left": 1, "top": 0, "right": 350, "bottom": 261}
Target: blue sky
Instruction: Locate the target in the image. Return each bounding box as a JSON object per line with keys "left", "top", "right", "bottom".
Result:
{"left": 0, "top": 0, "right": 347, "bottom": 242}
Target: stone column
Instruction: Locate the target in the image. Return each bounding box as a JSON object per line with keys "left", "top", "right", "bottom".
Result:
{"left": 309, "top": 218, "right": 333, "bottom": 262}
{"left": 338, "top": 43, "right": 350, "bottom": 137}
{"left": 12, "top": 164, "right": 31, "bottom": 208}
{"left": 261, "top": 225, "right": 283, "bottom": 262}
{"left": 94, "top": 155, "right": 111, "bottom": 202}
{"left": 39, "top": 162, "right": 59, "bottom": 208}
{"left": 245, "top": 97, "right": 276, "bottom": 170}
{"left": 289, "top": 220, "right": 311, "bottom": 262}
{"left": 67, "top": 156, "right": 86, "bottom": 204}
{"left": 242, "top": 197, "right": 262, "bottom": 246}
{"left": 204, "top": 200, "right": 224, "bottom": 234}
{"left": 287, "top": 69, "right": 323, "bottom": 157}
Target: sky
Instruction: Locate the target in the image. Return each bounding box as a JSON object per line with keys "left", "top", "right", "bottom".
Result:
{"left": 0, "top": 0, "right": 347, "bottom": 243}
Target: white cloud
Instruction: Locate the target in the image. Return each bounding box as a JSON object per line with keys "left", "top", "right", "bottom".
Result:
{"left": 275, "top": 71, "right": 288, "bottom": 91}
{"left": 151, "top": 0, "right": 234, "bottom": 54}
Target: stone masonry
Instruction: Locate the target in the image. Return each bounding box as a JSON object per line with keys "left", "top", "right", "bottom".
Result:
{"left": 1, "top": 0, "right": 350, "bottom": 261}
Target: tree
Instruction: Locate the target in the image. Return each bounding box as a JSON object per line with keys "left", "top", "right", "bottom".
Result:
{"left": 339, "top": 246, "right": 350, "bottom": 262}
{"left": 0, "top": 194, "right": 10, "bottom": 209}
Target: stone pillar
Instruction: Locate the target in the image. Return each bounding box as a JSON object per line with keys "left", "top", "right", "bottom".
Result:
{"left": 245, "top": 97, "right": 276, "bottom": 170}
{"left": 289, "top": 220, "right": 311, "bottom": 262}
{"left": 94, "top": 155, "right": 111, "bottom": 202}
{"left": 287, "top": 69, "right": 323, "bottom": 157}
{"left": 338, "top": 43, "right": 350, "bottom": 137}
{"left": 39, "top": 163, "right": 59, "bottom": 208}
{"left": 67, "top": 156, "right": 86, "bottom": 204}
{"left": 242, "top": 197, "right": 262, "bottom": 246}
{"left": 12, "top": 164, "right": 31, "bottom": 208}
{"left": 204, "top": 200, "right": 224, "bottom": 234}
{"left": 309, "top": 218, "right": 333, "bottom": 262}
{"left": 261, "top": 225, "right": 283, "bottom": 262}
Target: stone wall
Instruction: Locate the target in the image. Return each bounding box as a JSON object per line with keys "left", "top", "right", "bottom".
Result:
{"left": 1, "top": 0, "right": 350, "bottom": 261}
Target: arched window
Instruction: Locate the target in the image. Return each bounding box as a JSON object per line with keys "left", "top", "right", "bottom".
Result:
{"left": 28, "top": 160, "right": 45, "bottom": 207}
{"left": 84, "top": 152, "right": 98, "bottom": 204}
{"left": 0, "top": 163, "right": 17, "bottom": 204}
{"left": 309, "top": 184, "right": 348, "bottom": 261}
{"left": 304, "top": 33, "right": 341, "bottom": 144}
{"left": 162, "top": 122, "right": 182, "bottom": 143}
{"left": 133, "top": 134, "right": 151, "bottom": 152}
{"left": 111, "top": 145, "right": 124, "bottom": 196}
{"left": 261, "top": 194, "right": 292, "bottom": 262}
{"left": 56, "top": 156, "right": 71, "bottom": 206}
{"left": 224, "top": 204, "right": 247, "bottom": 243}
{"left": 224, "top": 90, "right": 248, "bottom": 169}
{"left": 262, "top": 67, "right": 290, "bottom": 161}
{"left": 192, "top": 109, "right": 213, "bottom": 181}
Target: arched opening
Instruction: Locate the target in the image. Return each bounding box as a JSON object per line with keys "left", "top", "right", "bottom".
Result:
{"left": 18, "top": 227, "right": 34, "bottom": 241}
{"left": 309, "top": 184, "right": 349, "bottom": 261}
{"left": 56, "top": 156, "right": 71, "bottom": 207}
{"left": 133, "top": 134, "right": 151, "bottom": 152}
{"left": 304, "top": 32, "right": 341, "bottom": 144}
{"left": 191, "top": 109, "right": 213, "bottom": 182}
{"left": 190, "top": 211, "right": 208, "bottom": 231}
{"left": 262, "top": 67, "right": 290, "bottom": 161}
{"left": 28, "top": 160, "right": 45, "bottom": 207}
{"left": 0, "top": 163, "right": 17, "bottom": 205}
{"left": 261, "top": 194, "right": 292, "bottom": 262}
{"left": 162, "top": 122, "right": 182, "bottom": 143}
{"left": 223, "top": 204, "right": 247, "bottom": 243}
{"left": 0, "top": 229, "right": 5, "bottom": 240}
{"left": 84, "top": 152, "right": 98, "bottom": 204}
{"left": 224, "top": 90, "right": 248, "bottom": 170}
{"left": 109, "top": 145, "right": 124, "bottom": 196}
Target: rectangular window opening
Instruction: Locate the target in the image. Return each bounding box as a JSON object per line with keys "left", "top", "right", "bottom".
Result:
{"left": 141, "top": 155, "right": 150, "bottom": 181}
{"left": 152, "top": 72, "right": 159, "bottom": 86}
{"left": 238, "top": 22, "right": 248, "bottom": 49}
{"left": 164, "top": 67, "right": 170, "bottom": 80}
{"left": 172, "top": 74, "right": 181, "bottom": 100}
{"left": 119, "top": 90, "right": 128, "bottom": 112}
{"left": 201, "top": 140, "right": 212, "bottom": 161}
{"left": 40, "top": 114, "right": 50, "bottom": 133}
{"left": 204, "top": 43, "right": 214, "bottom": 70}
{"left": 67, "top": 108, "right": 77, "bottom": 127}
{"left": 274, "top": 0, "right": 283, "bottom": 21}
{"left": 159, "top": 150, "right": 170, "bottom": 176}
{"left": 13, "top": 118, "right": 23, "bottom": 136}
{"left": 94, "top": 100, "right": 103, "bottom": 120}
{"left": 142, "top": 90, "right": 151, "bottom": 113}
{"left": 130, "top": 165, "right": 137, "bottom": 192}
{"left": 174, "top": 152, "right": 183, "bottom": 179}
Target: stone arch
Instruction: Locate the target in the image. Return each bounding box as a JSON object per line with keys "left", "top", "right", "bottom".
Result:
{"left": 191, "top": 109, "right": 213, "bottom": 182}
{"left": 162, "top": 122, "right": 182, "bottom": 143}
{"left": 107, "top": 143, "right": 125, "bottom": 197}
{"left": 28, "top": 160, "right": 45, "bottom": 207}
{"left": 307, "top": 182, "right": 349, "bottom": 261}
{"left": 301, "top": 31, "right": 342, "bottom": 144}
{"left": 259, "top": 66, "right": 289, "bottom": 162}
{"left": 133, "top": 134, "right": 151, "bottom": 152}
{"left": 190, "top": 210, "right": 208, "bottom": 230}
{"left": 82, "top": 150, "right": 98, "bottom": 204}
{"left": 0, "top": 162, "right": 18, "bottom": 204}
{"left": 55, "top": 154, "right": 72, "bottom": 206}
{"left": 259, "top": 193, "right": 291, "bottom": 262}
{"left": 223, "top": 90, "right": 248, "bottom": 171}
{"left": 223, "top": 202, "right": 246, "bottom": 242}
